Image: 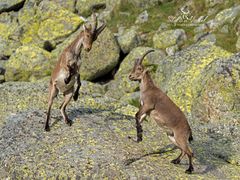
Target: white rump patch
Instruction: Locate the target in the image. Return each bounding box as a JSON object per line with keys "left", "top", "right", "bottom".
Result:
{"left": 168, "top": 135, "right": 177, "bottom": 146}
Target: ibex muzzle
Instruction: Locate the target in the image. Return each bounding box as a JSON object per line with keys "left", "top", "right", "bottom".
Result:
{"left": 129, "top": 50, "right": 194, "bottom": 174}
{"left": 45, "top": 14, "right": 106, "bottom": 131}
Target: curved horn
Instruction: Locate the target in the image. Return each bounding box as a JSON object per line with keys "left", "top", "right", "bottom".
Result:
{"left": 138, "top": 49, "right": 155, "bottom": 64}
{"left": 91, "top": 13, "right": 98, "bottom": 34}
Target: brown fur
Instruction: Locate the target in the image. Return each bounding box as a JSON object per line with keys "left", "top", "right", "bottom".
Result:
{"left": 45, "top": 14, "right": 106, "bottom": 132}
{"left": 129, "top": 50, "right": 194, "bottom": 174}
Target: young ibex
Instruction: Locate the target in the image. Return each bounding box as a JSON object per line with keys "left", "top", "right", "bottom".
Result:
{"left": 45, "top": 14, "right": 106, "bottom": 131}
{"left": 129, "top": 50, "right": 194, "bottom": 174}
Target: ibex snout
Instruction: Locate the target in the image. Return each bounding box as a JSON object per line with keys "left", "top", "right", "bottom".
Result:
{"left": 129, "top": 74, "right": 134, "bottom": 80}
{"left": 85, "top": 47, "right": 91, "bottom": 52}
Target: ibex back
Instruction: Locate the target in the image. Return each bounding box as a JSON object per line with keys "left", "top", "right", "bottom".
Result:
{"left": 45, "top": 14, "right": 106, "bottom": 131}
{"left": 129, "top": 50, "right": 194, "bottom": 174}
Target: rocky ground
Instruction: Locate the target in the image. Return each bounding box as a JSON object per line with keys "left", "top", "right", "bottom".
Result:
{"left": 0, "top": 0, "right": 240, "bottom": 179}
{"left": 0, "top": 81, "right": 239, "bottom": 179}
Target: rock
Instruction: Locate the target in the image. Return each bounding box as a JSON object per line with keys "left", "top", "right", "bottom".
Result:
{"left": 5, "top": 45, "right": 53, "bottom": 81}
{"left": 106, "top": 47, "right": 165, "bottom": 99}
{"left": 0, "top": 0, "right": 25, "bottom": 13}
{"left": 194, "top": 33, "right": 216, "bottom": 44}
{"left": 157, "top": 22, "right": 170, "bottom": 32}
{"left": 52, "top": 0, "right": 76, "bottom": 12}
{"left": 192, "top": 53, "right": 240, "bottom": 124}
{"left": 130, "top": 0, "right": 163, "bottom": 8}
{"left": 0, "top": 81, "right": 240, "bottom": 178}
{"left": 0, "top": 12, "right": 21, "bottom": 57}
{"left": 234, "top": 18, "right": 240, "bottom": 36}
{"left": 208, "top": 5, "right": 240, "bottom": 31}
{"left": 153, "top": 29, "right": 187, "bottom": 49}
{"left": 80, "top": 27, "right": 120, "bottom": 81}
{"left": 236, "top": 36, "right": 240, "bottom": 51}
{"left": 0, "top": 37, "right": 21, "bottom": 58}
{"left": 154, "top": 40, "right": 233, "bottom": 114}
{"left": 135, "top": 10, "right": 149, "bottom": 24}
{"left": 0, "top": 61, "right": 6, "bottom": 75}
{"left": 205, "top": 0, "right": 223, "bottom": 8}
{"left": 0, "top": 75, "right": 4, "bottom": 83}
{"left": 117, "top": 27, "right": 140, "bottom": 54}
{"left": 38, "top": 0, "right": 83, "bottom": 43}
{"left": 220, "top": 25, "right": 229, "bottom": 34}
{"left": 214, "top": 5, "right": 240, "bottom": 25}
{"left": 76, "top": 0, "right": 106, "bottom": 16}
{"left": 166, "top": 45, "right": 179, "bottom": 56}
{"left": 120, "top": 91, "right": 140, "bottom": 107}
{"left": 18, "top": 0, "right": 83, "bottom": 48}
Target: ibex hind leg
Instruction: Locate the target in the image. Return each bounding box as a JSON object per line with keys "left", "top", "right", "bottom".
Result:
{"left": 61, "top": 88, "right": 74, "bottom": 126}
{"left": 175, "top": 134, "right": 194, "bottom": 174}
{"left": 167, "top": 132, "right": 186, "bottom": 164}
{"left": 45, "top": 81, "right": 59, "bottom": 131}
{"left": 73, "top": 73, "right": 81, "bottom": 101}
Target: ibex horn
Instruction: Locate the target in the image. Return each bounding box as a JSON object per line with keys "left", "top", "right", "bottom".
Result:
{"left": 138, "top": 49, "right": 155, "bottom": 64}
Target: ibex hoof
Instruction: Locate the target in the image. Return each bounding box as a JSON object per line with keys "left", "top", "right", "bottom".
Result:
{"left": 171, "top": 159, "right": 181, "bottom": 164}
{"left": 73, "top": 93, "right": 79, "bottom": 101}
{"left": 45, "top": 126, "right": 50, "bottom": 132}
{"left": 128, "top": 136, "right": 142, "bottom": 143}
{"left": 66, "top": 119, "right": 73, "bottom": 126}
{"left": 185, "top": 166, "right": 194, "bottom": 174}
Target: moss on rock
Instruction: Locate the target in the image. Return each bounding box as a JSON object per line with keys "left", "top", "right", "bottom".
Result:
{"left": 192, "top": 53, "right": 240, "bottom": 123}
{"left": 0, "top": 81, "right": 240, "bottom": 178}
{"left": 38, "top": 0, "right": 83, "bottom": 42}
{"left": 155, "top": 40, "right": 232, "bottom": 114}
{"left": 153, "top": 29, "right": 187, "bottom": 49}
{"left": 5, "top": 45, "right": 53, "bottom": 81}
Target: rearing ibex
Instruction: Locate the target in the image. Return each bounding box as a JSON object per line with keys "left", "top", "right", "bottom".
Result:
{"left": 129, "top": 50, "right": 194, "bottom": 174}
{"left": 45, "top": 14, "right": 106, "bottom": 131}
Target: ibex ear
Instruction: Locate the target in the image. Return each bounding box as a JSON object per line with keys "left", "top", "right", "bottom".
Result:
{"left": 93, "top": 22, "right": 106, "bottom": 41}
{"left": 88, "top": 24, "right": 92, "bottom": 31}
{"left": 135, "top": 58, "right": 140, "bottom": 65}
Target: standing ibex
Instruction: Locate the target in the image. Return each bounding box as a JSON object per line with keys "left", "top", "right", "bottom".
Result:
{"left": 129, "top": 50, "right": 194, "bottom": 174}
{"left": 45, "top": 14, "right": 106, "bottom": 131}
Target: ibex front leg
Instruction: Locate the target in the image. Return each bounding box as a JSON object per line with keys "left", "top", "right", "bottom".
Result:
{"left": 135, "top": 103, "right": 153, "bottom": 142}
{"left": 45, "top": 81, "right": 59, "bottom": 131}
{"left": 73, "top": 73, "right": 81, "bottom": 101}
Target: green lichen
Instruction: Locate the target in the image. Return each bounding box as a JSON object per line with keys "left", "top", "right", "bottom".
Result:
{"left": 5, "top": 45, "right": 53, "bottom": 81}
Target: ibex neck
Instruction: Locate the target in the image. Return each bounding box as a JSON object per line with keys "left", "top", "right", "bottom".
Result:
{"left": 70, "top": 33, "right": 84, "bottom": 56}
{"left": 140, "top": 71, "right": 155, "bottom": 92}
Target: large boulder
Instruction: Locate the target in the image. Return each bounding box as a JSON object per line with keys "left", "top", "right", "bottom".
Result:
{"left": 80, "top": 28, "right": 120, "bottom": 80}
{"left": 4, "top": 45, "right": 53, "bottom": 81}
{"left": 154, "top": 40, "right": 233, "bottom": 115}
{"left": 52, "top": 0, "right": 76, "bottom": 12}
{"left": 153, "top": 29, "right": 187, "bottom": 49}
{"left": 76, "top": 0, "right": 106, "bottom": 16}
{"left": 106, "top": 47, "right": 166, "bottom": 99}
{"left": 195, "top": 5, "right": 240, "bottom": 33}
{"left": 117, "top": 26, "right": 140, "bottom": 54}
{"left": 0, "top": 12, "right": 21, "bottom": 57}
{"left": 18, "top": 0, "right": 83, "bottom": 48}
{"left": 192, "top": 53, "right": 240, "bottom": 123}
